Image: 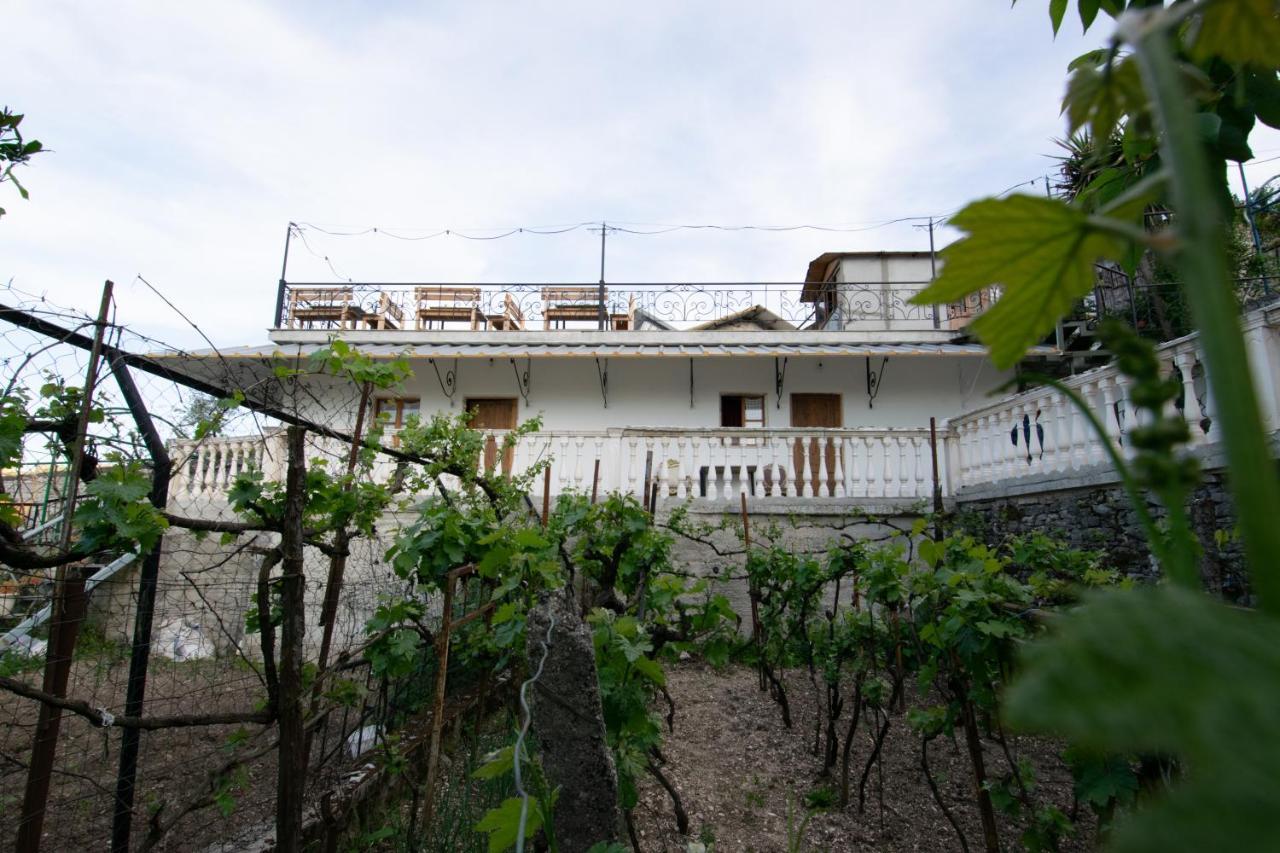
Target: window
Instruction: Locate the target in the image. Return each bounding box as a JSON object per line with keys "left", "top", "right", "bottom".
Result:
{"left": 720, "top": 394, "right": 765, "bottom": 428}
{"left": 373, "top": 397, "right": 420, "bottom": 445}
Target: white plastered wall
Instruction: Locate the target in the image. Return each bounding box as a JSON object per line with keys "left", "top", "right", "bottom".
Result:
{"left": 375, "top": 355, "right": 1009, "bottom": 431}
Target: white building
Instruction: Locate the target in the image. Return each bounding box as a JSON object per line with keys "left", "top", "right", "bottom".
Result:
{"left": 159, "top": 252, "right": 1047, "bottom": 505}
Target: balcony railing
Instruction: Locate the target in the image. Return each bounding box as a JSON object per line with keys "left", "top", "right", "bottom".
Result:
{"left": 951, "top": 298, "right": 1280, "bottom": 490}
{"left": 272, "top": 281, "right": 977, "bottom": 333}
{"left": 170, "top": 426, "right": 947, "bottom": 507}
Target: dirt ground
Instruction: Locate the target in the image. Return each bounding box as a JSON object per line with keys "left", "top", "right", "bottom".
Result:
{"left": 0, "top": 652, "right": 380, "bottom": 853}
{"left": 631, "top": 661, "right": 1096, "bottom": 853}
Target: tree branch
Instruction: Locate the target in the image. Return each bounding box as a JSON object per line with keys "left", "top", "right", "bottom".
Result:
{"left": 0, "top": 674, "right": 273, "bottom": 729}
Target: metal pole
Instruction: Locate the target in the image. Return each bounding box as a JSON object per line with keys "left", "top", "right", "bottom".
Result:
{"left": 109, "top": 357, "right": 171, "bottom": 853}
{"left": 1238, "top": 163, "right": 1269, "bottom": 295}
{"left": 598, "top": 222, "right": 607, "bottom": 330}
{"left": 274, "top": 222, "right": 294, "bottom": 328}
{"left": 928, "top": 217, "right": 940, "bottom": 329}
{"left": 18, "top": 281, "right": 113, "bottom": 853}
{"left": 929, "top": 417, "right": 943, "bottom": 542}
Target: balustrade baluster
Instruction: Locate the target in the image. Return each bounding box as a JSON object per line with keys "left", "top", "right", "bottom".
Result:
{"left": 894, "top": 436, "right": 908, "bottom": 497}
{"left": 799, "top": 435, "right": 815, "bottom": 498}
{"left": 880, "top": 434, "right": 893, "bottom": 498}
{"left": 863, "top": 436, "right": 878, "bottom": 498}
{"left": 769, "top": 436, "right": 787, "bottom": 497}
{"left": 832, "top": 437, "right": 848, "bottom": 498}
{"left": 625, "top": 436, "right": 639, "bottom": 497}
{"left": 592, "top": 435, "right": 605, "bottom": 492}
{"left": 557, "top": 435, "right": 572, "bottom": 494}
{"left": 912, "top": 436, "right": 926, "bottom": 498}
{"left": 1173, "top": 349, "right": 1205, "bottom": 445}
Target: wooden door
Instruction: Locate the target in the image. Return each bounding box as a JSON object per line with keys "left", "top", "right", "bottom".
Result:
{"left": 465, "top": 398, "right": 518, "bottom": 474}
{"left": 790, "top": 393, "right": 842, "bottom": 496}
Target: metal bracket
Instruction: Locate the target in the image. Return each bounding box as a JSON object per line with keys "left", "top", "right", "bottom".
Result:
{"left": 429, "top": 358, "right": 459, "bottom": 407}
{"left": 510, "top": 358, "right": 531, "bottom": 405}
{"left": 596, "top": 357, "right": 609, "bottom": 408}
{"left": 866, "top": 356, "right": 888, "bottom": 408}
{"left": 774, "top": 357, "right": 788, "bottom": 409}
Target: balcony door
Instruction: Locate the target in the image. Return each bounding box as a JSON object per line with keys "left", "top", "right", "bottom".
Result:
{"left": 790, "top": 393, "right": 842, "bottom": 496}
{"left": 465, "top": 397, "right": 517, "bottom": 474}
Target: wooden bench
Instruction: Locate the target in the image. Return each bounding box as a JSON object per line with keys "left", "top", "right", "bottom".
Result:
{"left": 415, "top": 286, "right": 485, "bottom": 330}
{"left": 542, "top": 286, "right": 606, "bottom": 329}
{"left": 366, "top": 292, "right": 404, "bottom": 330}
{"left": 485, "top": 293, "right": 526, "bottom": 330}
{"left": 287, "top": 287, "right": 366, "bottom": 329}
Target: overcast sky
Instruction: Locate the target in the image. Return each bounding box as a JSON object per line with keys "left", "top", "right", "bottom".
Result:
{"left": 4, "top": 0, "right": 1279, "bottom": 350}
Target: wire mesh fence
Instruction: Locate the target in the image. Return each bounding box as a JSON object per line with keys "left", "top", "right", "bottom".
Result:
{"left": 0, "top": 282, "right": 469, "bottom": 852}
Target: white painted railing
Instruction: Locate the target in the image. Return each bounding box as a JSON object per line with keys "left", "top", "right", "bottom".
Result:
{"left": 948, "top": 302, "right": 1280, "bottom": 490}
{"left": 168, "top": 426, "right": 944, "bottom": 507}
{"left": 507, "top": 428, "right": 941, "bottom": 503}
{"left": 170, "top": 432, "right": 283, "bottom": 499}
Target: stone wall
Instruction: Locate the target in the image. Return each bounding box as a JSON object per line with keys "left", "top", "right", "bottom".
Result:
{"left": 662, "top": 497, "right": 926, "bottom": 621}
{"left": 955, "top": 467, "right": 1251, "bottom": 604}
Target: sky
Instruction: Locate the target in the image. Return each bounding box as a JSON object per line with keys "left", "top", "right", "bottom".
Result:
{"left": 4, "top": 0, "right": 1279, "bottom": 351}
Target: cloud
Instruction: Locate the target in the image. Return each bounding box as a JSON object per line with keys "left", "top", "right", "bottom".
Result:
{"left": 4, "top": 0, "right": 1278, "bottom": 350}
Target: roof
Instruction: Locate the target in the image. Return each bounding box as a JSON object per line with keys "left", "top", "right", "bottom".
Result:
{"left": 156, "top": 339, "right": 1050, "bottom": 363}
{"left": 688, "top": 305, "right": 796, "bottom": 332}
{"left": 804, "top": 250, "right": 935, "bottom": 284}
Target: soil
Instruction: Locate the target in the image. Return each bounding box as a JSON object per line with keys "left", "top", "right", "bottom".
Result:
{"left": 630, "top": 661, "right": 1096, "bottom": 853}
{"left": 0, "top": 652, "right": 377, "bottom": 853}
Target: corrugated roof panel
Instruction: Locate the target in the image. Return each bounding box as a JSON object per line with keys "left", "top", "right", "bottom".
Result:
{"left": 156, "top": 340, "right": 1057, "bottom": 359}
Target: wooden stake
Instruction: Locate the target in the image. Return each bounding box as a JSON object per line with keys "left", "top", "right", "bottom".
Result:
{"left": 590, "top": 459, "right": 600, "bottom": 504}
{"left": 541, "top": 465, "right": 552, "bottom": 527}
{"left": 421, "top": 564, "right": 474, "bottom": 830}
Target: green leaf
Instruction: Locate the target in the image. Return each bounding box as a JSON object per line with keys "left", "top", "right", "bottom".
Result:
{"left": 1077, "top": 0, "right": 1100, "bottom": 32}
{"left": 471, "top": 746, "right": 515, "bottom": 780}
{"left": 1097, "top": 0, "right": 1122, "bottom": 17}
{"left": 1005, "top": 585, "right": 1280, "bottom": 851}
{"left": 631, "top": 655, "right": 666, "bottom": 687}
{"left": 1049, "top": 0, "right": 1068, "bottom": 35}
{"left": 476, "top": 796, "right": 542, "bottom": 853}
{"left": 1062, "top": 56, "right": 1144, "bottom": 141}
{"left": 909, "top": 195, "right": 1127, "bottom": 368}
{"left": 1245, "top": 70, "right": 1280, "bottom": 129}
{"left": 1190, "top": 0, "right": 1280, "bottom": 67}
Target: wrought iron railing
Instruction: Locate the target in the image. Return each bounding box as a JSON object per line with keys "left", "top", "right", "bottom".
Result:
{"left": 272, "top": 281, "right": 974, "bottom": 332}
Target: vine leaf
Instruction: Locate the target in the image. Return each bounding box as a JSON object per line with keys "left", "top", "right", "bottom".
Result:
{"left": 475, "top": 796, "right": 544, "bottom": 853}
{"left": 908, "top": 195, "right": 1127, "bottom": 368}
{"left": 1190, "top": 0, "right": 1280, "bottom": 67}
{"left": 1005, "top": 584, "right": 1280, "bottom": 851}
{"left": 1062, "top": 56, "right": 1145, "bottom": 141}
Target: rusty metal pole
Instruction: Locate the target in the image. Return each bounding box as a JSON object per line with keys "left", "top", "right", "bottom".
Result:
{"left": 929, "top": 418, "right": 943, "bottom": 541}
{"left": 541, "top": 465, "right": 552, "bottom": 527}
{"left": 741, "top": 492, "right": 765, "bottom": 692}
{"left": 17, "top": 281, "right": 113, "bottom": 853}
{"left": 109, "top": 356, "right": 172, "bottom": 853}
